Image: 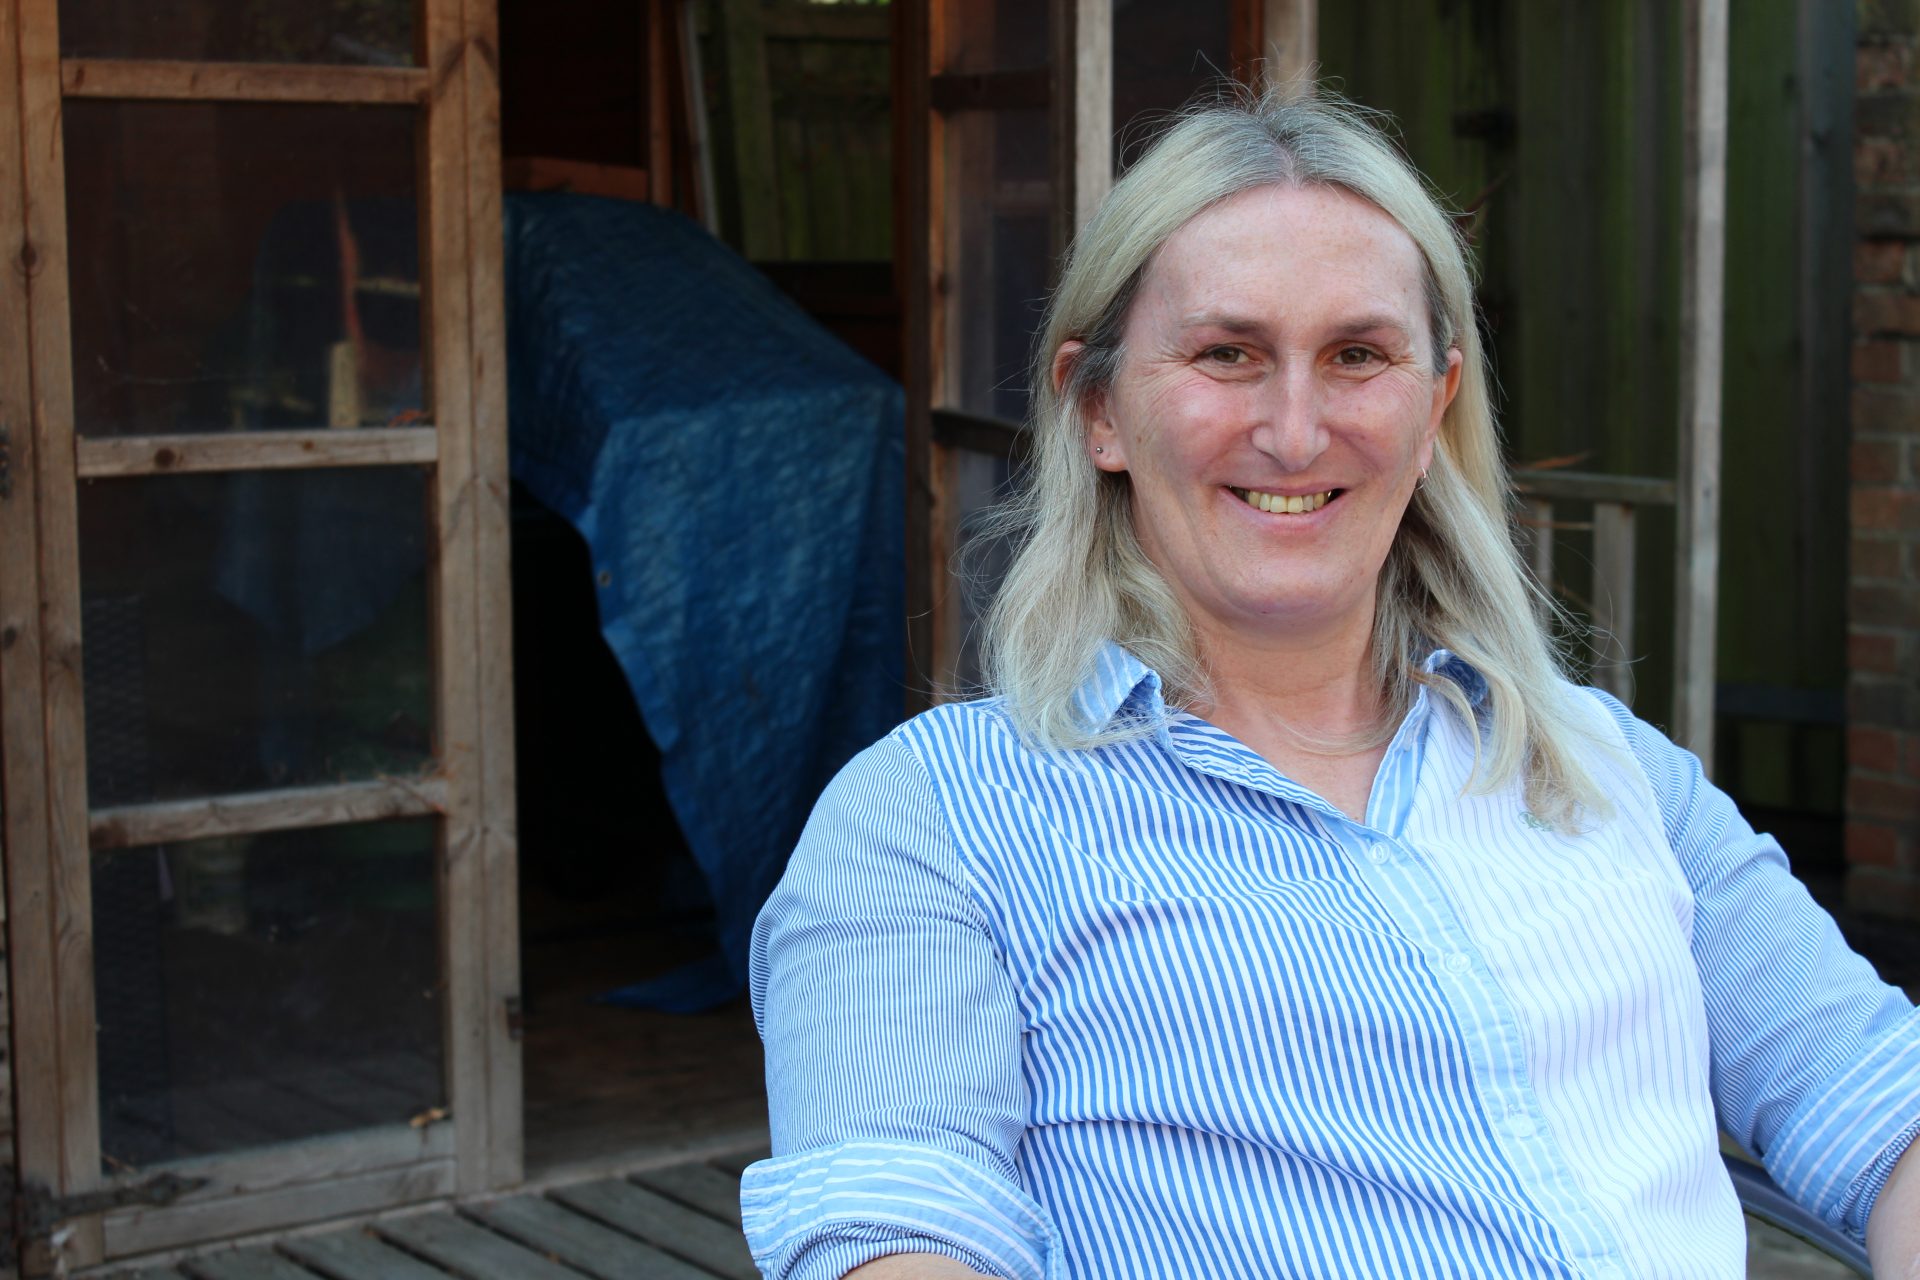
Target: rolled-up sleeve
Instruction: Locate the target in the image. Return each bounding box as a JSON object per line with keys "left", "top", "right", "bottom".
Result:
{"left": 1596, "top": 691, "right": 1920, "bottom": 1238}
{"left": 744, "top": 736, "right": 1055, "bottom": 1280}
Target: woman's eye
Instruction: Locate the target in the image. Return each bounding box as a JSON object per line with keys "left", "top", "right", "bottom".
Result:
{"left": 1204, "top": 346, "right": 1245, "bottom": 365}
{"left": 1334, "top": 346, "right": 1378, "bottom": 367}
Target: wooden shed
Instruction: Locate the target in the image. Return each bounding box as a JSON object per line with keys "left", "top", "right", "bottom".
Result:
{"left": 2, "top": 0, "right": 1843, "bottom": 1274}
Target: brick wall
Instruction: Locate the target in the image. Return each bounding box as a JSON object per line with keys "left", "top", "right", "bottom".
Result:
{"left": 1849, "top": 0, "right": 1920, "bottom": 919}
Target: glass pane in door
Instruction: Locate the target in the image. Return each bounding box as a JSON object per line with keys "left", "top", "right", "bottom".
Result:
{"left": 93, "top": 820, "right": 443, "bottom": 1170}
{"left": 79, "top": 468, "right": 433, "bottom": 806}
{"left": 58, "top": 0, "right": 418, "bottom": 67}
{"left": 63, "top": 100, "right": 424, "bottom": 438}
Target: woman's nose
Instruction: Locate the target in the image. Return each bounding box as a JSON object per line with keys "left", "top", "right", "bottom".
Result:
{"left": 1249, "top": 363, "right": 1330, "bottom": 473}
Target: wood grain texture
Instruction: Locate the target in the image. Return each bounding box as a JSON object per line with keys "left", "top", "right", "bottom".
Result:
{"left": 1591, "top": 502, "right": 1638, "bottom": 703}
{"left": 181, "top": 1247, "right": 324, "bottom": 1280}
{"left": 104, "top": 1160, "right": 455, "bottom": 1260}
{"left": 896, "top": 0, "right": 934, "bottom": 714}
{"left": 1671, "top": 0, "right": 1727, "bottom": 768}
{"left": 1511, "top": 469, "right": 1677, "bottom": 508}
{"left": 1259, "top": 0, "right": 1317, "bottom": 92}
{"left": 423, "top": 0, "right": 494, "bottom": 1199}
{"left": 18, "top": 0, "right": 105, "bottom": 1264}
{"left": 89, "top": 777, "right": 448, "bottom": 849}
{"left": 0, "top": 0, "right": 53, "bottom": 1232}
{"left": 459, "top": 0, "right": 526, "bottom": 1194}
{"left": 465, "top": 1194, "right": 715, "bottom": 1280}
{"left": 631, "top": 1163, "right": 745, "bottom": 1230}
{"left": 76, "top": 429, "right": 438, "bottom": 479}
{"left": 1048, "top": 0, "right": 1110, "bottom": 254}
{"left": 61, "top": 59, "right": 429, "bottom": 104}
{"left": 280, "top": 1229, "right": 453, "bottom": 1280}
{"left": 549, "top": 1180, "right": 756, "bottom": 1280}
{"left": 375, "top": 1210, "right": 584, "bottom": 1280}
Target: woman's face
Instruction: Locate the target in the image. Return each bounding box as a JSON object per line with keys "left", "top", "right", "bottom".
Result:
{"left": 1080, "top": 182, "right": 1461, "bottom": 652}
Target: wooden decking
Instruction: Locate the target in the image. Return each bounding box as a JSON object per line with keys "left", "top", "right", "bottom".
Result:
{"left": 99, "top": 1148, "right": 768, "bottom": 1280}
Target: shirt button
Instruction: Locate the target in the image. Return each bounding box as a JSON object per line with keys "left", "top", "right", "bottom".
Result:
{"left": 1592, "top": 1263, "right": 1623, "bottom": 1280}
{"left": 1505, "top": 1113, "right": 1537, "bottom": 1138}
{"left": 1444, "top": 952, "right": 1472, "bottom": 974}
{"left": 1365, "top": 843, "right": 1390, "bottom": 865}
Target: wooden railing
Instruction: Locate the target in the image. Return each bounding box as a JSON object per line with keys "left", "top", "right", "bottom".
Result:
{"left": 1512, "top": 468, "right": 1677, "bottom": 703}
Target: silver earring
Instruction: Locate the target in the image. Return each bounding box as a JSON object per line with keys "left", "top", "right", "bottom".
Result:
{"left": 1095, "top": 446, "right": 1105, "bottom": 454}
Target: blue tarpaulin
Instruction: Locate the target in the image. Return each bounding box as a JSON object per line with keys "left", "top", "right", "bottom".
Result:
{"left": 503, "top": 194, "right": 905, "bottom": 1007}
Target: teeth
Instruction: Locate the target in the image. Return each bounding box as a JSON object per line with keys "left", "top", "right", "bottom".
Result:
{"left": 1237, "top": 488, "right": 1335, "bottom": 514}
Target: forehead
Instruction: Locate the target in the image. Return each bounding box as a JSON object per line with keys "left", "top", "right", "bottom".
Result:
{"left": 1137, "top": 183, "right": 1430, "bottom": 330}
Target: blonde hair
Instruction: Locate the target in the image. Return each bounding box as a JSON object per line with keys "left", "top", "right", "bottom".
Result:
{"left": 979, "top": 86, "right": 1607, "bottom": 829}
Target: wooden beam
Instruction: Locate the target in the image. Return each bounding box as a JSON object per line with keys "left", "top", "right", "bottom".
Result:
{"left": 75, "top": 428, "right": 438, "bottom": 478}
{"left": 647, "top": 0, "right": 673, "bottom": 208}
{"left": 0, "top": 0, "right": 65, "bottom": 1270}
{"left": 1511, "top": 468, "right": 1677, "bottom": 507}
{"left": 459, "top": 0, "right": 526, "bottom": 1194}
{"left": 1050, "top": 0, "right": 1112, "bottom": 254}
{"left": 931, "top": 408, "right": 1027, "bottom": 462}
{"left": 897, "top": 0, "right": 934, "bottom": 712}
{"left": 18, "top": 0, "right": 105, "bottom": 1265}
{"left": 502, "top": 156, "right": 649, "bottom": 201}
{"left": 1259, "top": 0, "right": 1317, "bottom": 93}
{"left": 1522, "top": 497, "right": 1555, "bottom": 587}
{"left": 1590, "top": 501, "right": 1637, "bottom": 703}
{"left": 88, "top": 777, "right": 449, "bottom": 851}
{"left": 1673, "top": 0, "right": 1728, "bottom": 768}
{"left": 423, "top": 0, "right": 493, "bottom": 1200}
{"left": 61, "top": 59, "right": 430, "bottom": 105}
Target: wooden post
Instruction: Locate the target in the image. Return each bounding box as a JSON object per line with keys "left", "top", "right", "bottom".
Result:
{"left": 1673, "top": 0, "right": 1728, "bottom": 768}
{"left": 1591, "top": 501, "right": 1638, "bottom": 703}
{"left": 14, "top": 0, "right": 106, "bottom": 1265}
{"left": 647, "top": 0, "right": 673, "bottom": 208}
{"left": 1524, "top": 497, "right": 1555, "bottom": 587}
{"left": 1260, "top": 0, "right": 1317, "bottom": 93}
{"left": 459, "top": 0, "right": 524, "bottom": 1193}
{"left": 1050, "top": 0, "right": 1111, "bottom": 255}
{"left": 897, "top": 0, "right": 935, "bottom": 712}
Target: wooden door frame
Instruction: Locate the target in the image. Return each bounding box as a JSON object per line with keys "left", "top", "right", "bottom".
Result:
{"left": 1, "top": 0, "right": 521, "bottom": 1267}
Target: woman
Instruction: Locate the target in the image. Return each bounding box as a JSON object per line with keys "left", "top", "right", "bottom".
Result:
{"left": 741, "top": 90, "right": 1920, "bottom": 1279}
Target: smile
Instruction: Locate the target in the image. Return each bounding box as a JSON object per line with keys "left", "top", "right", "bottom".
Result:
{"left": 1231, "top": 487, "right": 1339, "bottom": 515}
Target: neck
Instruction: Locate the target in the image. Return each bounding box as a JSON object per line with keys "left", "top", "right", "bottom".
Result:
{"left": 1187, "top": 604, "right": 1386, "bottom": 745}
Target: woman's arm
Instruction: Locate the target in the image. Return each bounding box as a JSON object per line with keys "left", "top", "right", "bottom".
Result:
{"left": 1868, "top": 1137, "right": 1920, "bottom": 1279}
{"left": 742, "top": 735, "right": 1052, "bottom": 1280}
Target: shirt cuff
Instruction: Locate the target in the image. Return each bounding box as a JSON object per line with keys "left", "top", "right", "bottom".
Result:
{"left": 1767, "top": 1004, "right": 1920, "bottom": 1238}
{"left": 740, "top": 1141, "right": 1057, "bottom": 1280}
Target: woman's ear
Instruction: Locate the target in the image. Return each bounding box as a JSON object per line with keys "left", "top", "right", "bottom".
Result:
{"left": 1056, "top": 340, "right": 1127, "bottom": 472}
{"left": 1418, "top": 347, "right": 1463, "bottom": 474}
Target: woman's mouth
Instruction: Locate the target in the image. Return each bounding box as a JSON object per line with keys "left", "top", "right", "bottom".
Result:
{"left": 1231, "top": 487, "right": 1340, "bottom": 515}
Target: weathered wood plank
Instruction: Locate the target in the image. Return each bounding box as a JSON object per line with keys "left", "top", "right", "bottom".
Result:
{"left": 376, "top": 1209, "right": 586, "bottom": 1280}
{"left": 466, "top": 1194, "right": 714, "bottom": 1280}
{"left": 899, "top": 0, "right": 935, "bottom": 712}
{"left": 1511, "top": 468, "right": 1677, "bottom": 507}
{"left": 707, "top": 1146, "right": 771, "bottom": 1179}
{"left": 631, "top": 1164, "right": 744, "bottom": 1230}
{"left": 1260, "top": 0, "right": 1317, "bottom": 92}
{"left": 61, "top": 59, "right": 429, "bottom": 104}
{"left": 459, "top": 0, "right": 527, "bottom": 1193}
{"left": 716, "top": 0, "right": 781, "bottom": 258}
{"left": 1590, "top": 502, "right": 1638, "bottom": 702}
{"left": 75, "top": 429, "right": 438, "bottom": 479}
{"left": 281, "top": 1228, "right": 454, "bottom": 1280}
{"left": 423, "top": 0, "right": 493, "bottom": 1199}
{"left": 549, "top": 1180, "right": 755, "bottom": 1280}
{"left": 20, "top": 0, "right": 105, "bottom": 1263}
{"left": 0, "top": 0, "right": 61, "bottom": 1264}
{"left": 1672, "top": 0, "right": 1728, "bottom": 768}
{"left": 104, "top": 1159, "right": 454, "bottom": 1260}
{"left": 1049, "top": 0, "right": 1111, "bottom": 253}
{"left": 181, "top": 1247, "right": 323, "bottom": 1280}
{"left": 90, "top": 777, "right": 448, "bottom": 850}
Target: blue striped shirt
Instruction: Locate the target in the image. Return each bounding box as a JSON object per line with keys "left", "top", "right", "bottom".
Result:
{"left": 743, "top": 644, "right": 1920, "bottom": 1279}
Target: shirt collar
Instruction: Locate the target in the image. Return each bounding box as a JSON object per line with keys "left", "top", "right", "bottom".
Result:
{"left": 1072, "top": 640, "right": 1490, "bottom": 734}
